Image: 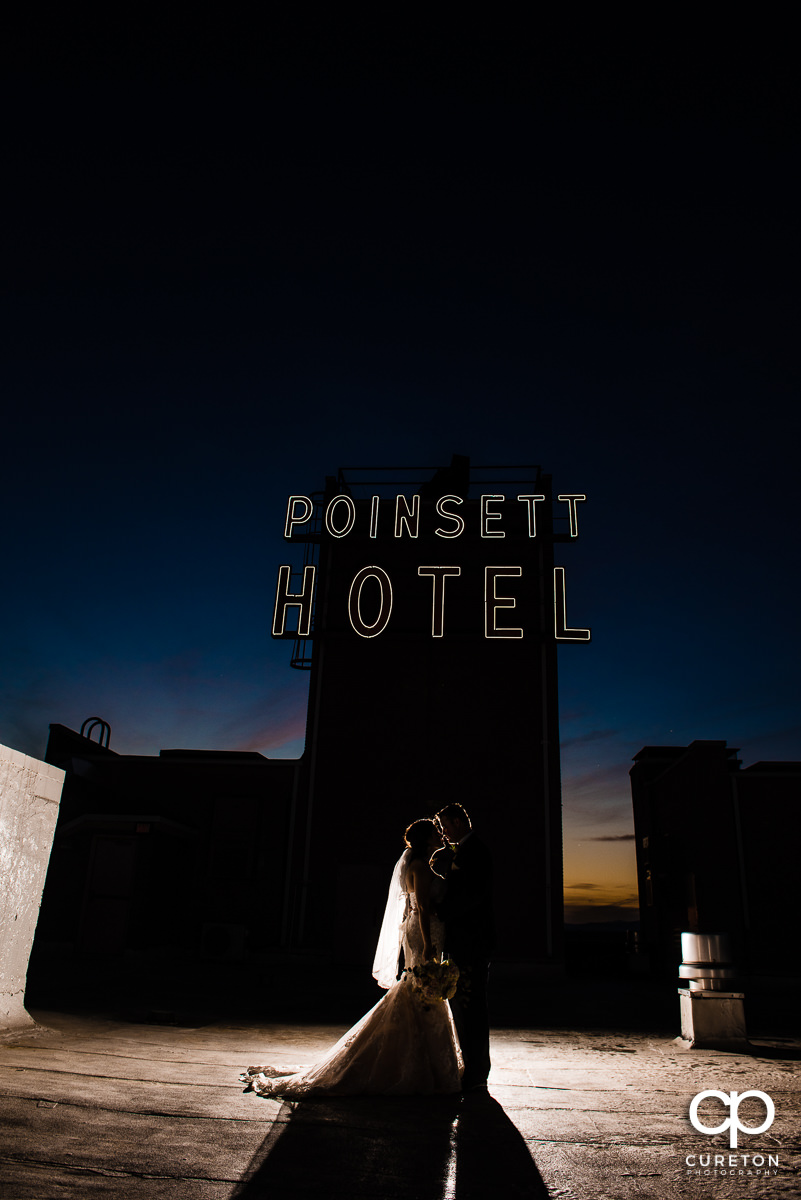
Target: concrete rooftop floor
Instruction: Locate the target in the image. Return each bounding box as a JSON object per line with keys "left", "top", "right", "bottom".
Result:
{"left": 1, "top": 991, "right": 800, "bottom": 1200}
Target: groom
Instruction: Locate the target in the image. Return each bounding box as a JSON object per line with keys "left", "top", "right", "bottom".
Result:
{"left": 433, "top": 803, "right": 494, "bottom": 1092}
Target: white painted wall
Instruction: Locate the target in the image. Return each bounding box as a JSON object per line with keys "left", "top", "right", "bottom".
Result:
{"left": 0, "top": 743, "right": 64, "bottom": 1034}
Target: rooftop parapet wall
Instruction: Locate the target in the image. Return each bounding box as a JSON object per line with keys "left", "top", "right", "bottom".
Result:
{"left": 0, "top": 743, "right": 64, "bottom": 1035}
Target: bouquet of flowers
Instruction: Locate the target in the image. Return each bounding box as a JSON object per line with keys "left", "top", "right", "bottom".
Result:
{"left": 405, "top": 958, "right": 460, "bottom": 1003}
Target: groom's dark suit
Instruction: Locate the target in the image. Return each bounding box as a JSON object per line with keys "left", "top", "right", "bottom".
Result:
{"left": 436, "top": 832, "right": 494, "bottom": 1089}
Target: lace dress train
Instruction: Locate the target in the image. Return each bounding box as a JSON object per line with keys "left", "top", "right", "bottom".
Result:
{"left": 240, "top": 871, "right": 462, "bottom": 1097}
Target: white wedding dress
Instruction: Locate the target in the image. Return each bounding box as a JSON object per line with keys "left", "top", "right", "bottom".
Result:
{"left": 239, "top": 851, "right": 463, "bottom": 1096}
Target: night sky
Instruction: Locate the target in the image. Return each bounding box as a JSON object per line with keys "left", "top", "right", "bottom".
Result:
{"left": 3, "top": 17, "right": 799, "bottom": 921}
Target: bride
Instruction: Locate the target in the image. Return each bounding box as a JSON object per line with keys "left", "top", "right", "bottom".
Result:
{"left": 239, "top": 818, "right": 463, "bottom": 1096}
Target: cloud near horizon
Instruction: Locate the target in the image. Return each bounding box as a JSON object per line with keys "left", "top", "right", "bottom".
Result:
{"left": 560, "top": 759, "right": 635, "bottom": 834}
{"left": 564, "top": 881, "right": 639, "bottom": 907}
{"left": 560, "top": 728, "right": 619, "bottom": 748}
{"left": 564, "top": 903, "right": 640, "bottom": 925}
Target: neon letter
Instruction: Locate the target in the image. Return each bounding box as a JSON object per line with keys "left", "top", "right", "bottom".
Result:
{"left": 348, "top": 566, "right": 393, "bottom": 638}
{"left": 394, "top": 494, "right": 420, "bottom": 538}
{"left": 418, "top": 566, "right": 461, "bottom": 637}
{"left": 434, "top": 495, "right": 465, "bottom": 538}
{"left": 272, "top": 565, "right": 316, "bottom": 636}
{"left": 369, "top": 495, "right": 380, "bottom": 538}
{"left": 554, "top": 567, "right": 591, "bottom": 642}
{"left": 557, "top": 494, "right": 586, "bottom": 538}
{"left": 284, "top": 495, "right": 314, "bottom": 539}
{"left": 325, "top": 494, "right": 356, "bottom": 538}
{"left": 485, "top": 567, "right": 523, "bottom": 638}
{"left": 481, "top": 495, "right": 505, "bottom": 538}
{"left": 517, "top": 494, "right": 546, "bottom": 537}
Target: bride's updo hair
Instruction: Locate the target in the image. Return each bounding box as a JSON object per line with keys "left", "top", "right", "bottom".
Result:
{"left": 404, "top": 818, "right": 437, "bottom": 860}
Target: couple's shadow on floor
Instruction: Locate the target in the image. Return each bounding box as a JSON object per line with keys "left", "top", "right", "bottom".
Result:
{"left": 233, "top": 1091, "right": 548, "bottom": 1199}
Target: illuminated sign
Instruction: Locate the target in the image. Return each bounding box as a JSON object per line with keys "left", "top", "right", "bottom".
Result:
{"left": 272, "top": 564, "right": 316, "bottom": 637}
{"left": 348, "top": 566, "right": 393, "bottom": 638}
{"left": 485, "top": 567, "right": 523, "bottom": 638}
{"left": 272, "top": 492, "right": 591, "bottom": 643}
{"left": 417, "top": 566, "right": 461, "bottom": 637}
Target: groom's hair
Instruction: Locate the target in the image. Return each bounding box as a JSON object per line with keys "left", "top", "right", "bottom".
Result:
{"left": 436, "top": 803, "right": 471, "bottom": 830}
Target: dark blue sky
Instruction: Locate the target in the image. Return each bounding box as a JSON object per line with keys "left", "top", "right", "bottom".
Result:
{"left": 3, "top": 17, "right": 799, "bottom": 915}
